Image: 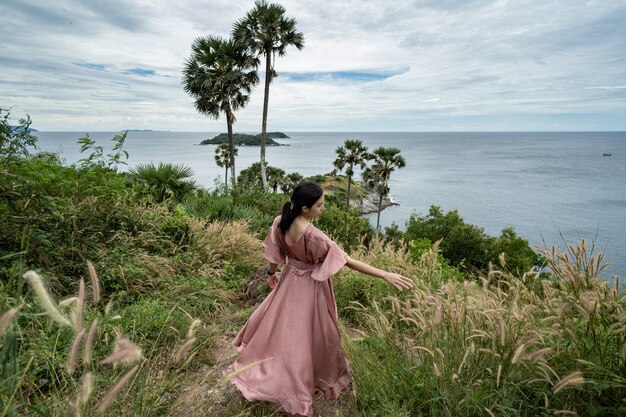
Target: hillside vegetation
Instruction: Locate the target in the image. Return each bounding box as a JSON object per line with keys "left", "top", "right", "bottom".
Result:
{"left": 1, "top": 126, "right": 624, "bottom": 416}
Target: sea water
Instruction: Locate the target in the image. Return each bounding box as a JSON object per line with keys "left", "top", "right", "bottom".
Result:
{"left": 35, "top": 131, "right": 626, "bottom": 280}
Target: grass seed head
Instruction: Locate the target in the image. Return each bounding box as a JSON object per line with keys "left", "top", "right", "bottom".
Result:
{"left": 24, "top": 271, "right": 71, "bottom": 327}
{"left": 0, "top": 307, "right": 19, "bottom": 337}
{"left": 554, "top": 371, "right": 585, "bottom": 394}
{"left": 68, "top": 329, "right": 85, "bottom": 375}
{"left": 96, "top": 365, "right": 139, "bottom": 414}
{"left": 87, "top": 261, "right": 101, "bottom": 304}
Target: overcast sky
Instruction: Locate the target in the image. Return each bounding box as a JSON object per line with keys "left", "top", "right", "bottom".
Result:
{"left": 1, "top": 0, "right": 625, "bottom": 131}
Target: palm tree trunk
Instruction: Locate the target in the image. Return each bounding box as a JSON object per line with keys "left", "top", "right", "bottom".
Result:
{"left": 376, "top": 191, "right": 383, "bottom": 233}
{"left": 224, "top": 166, "right": 228, "bottom": 192}
{"left": 227, "top": 113, "right": 236, "bottom": 190}
{"left": 346, "top": 174, "right": 352, "bottom": 208}
{"left": 260, "top": 50, "right": 271, "bottom": 188}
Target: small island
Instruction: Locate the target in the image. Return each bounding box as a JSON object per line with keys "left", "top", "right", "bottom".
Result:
{"left": 200, "top": 132, "right": 290, "bottom": 146}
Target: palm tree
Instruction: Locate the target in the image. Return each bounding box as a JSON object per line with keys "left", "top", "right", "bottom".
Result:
{"left": 183, "top": 36, "right": 259, "bottom": 189}
{"left": 237, "top": 161, "right": 286, "bottom": 191}
{"left": 281, "top": 172, "right": 303, "bottom": 194}
{"left": 363, "top": 147, "right": 406, "bottom": 232}
{"left": 233, "top": 1, "right": 304, "bottom": 188}
{"left": 130, "top": 162, "right": 196, "bottom": 203}
{"left": 214, "top": 143, "right": 238, "bottom": 190}
{"left": 333, "top": 139, "right": 371, "bottom": 209}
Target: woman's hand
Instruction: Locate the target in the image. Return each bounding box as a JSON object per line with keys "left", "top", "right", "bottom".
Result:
{"left": 382, "top": 272, "right": 414, "bottom": 291}
{"left": 267, "top": 273, "right": 279, "bottom": 289}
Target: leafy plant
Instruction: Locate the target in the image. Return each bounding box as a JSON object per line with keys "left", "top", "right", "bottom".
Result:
{"left": 405, "top": 205, "right": 541, "bottom": 276}
{"left": 0, "top": 107, "right": 38, "bottom": 162}
{"left": 130, "top": 162, "right": 196, "bottom": 203}
{"left": 77, "top": 131, "right": 129, "bottom": 170}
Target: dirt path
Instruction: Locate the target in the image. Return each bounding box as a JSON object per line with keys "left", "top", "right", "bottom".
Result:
{"left": 172, "top": 271, "right": 355, "bottom": 417}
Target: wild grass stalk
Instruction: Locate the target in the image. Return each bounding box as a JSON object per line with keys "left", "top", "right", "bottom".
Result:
{"left": 340, "top": 239, "right": 626, "bottom": 416}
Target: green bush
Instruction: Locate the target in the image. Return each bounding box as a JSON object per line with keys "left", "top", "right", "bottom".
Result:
{"left": 405, "top": 205, "right": 540, "bottom": 276}
{"left": 316, "top": 204, "right": 374, "bottom": 251}
{"left": 0, "top": 107, "right": 38, "bottom": 161}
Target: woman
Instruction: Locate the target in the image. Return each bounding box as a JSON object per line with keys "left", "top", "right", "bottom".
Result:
{"left": 225, "top": 181, "right": 413, "bottom": 416}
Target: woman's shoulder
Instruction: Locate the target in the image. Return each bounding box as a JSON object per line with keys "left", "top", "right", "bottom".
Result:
{"left": 306, "top": 223, "right": 333, "bottom": 244}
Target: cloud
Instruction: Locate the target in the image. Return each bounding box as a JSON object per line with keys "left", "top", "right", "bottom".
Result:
{"left": 585, "top": 85, "right": 626, "bottom": 91}
{"left": 282, "top": 67, "right": 409, "bottom": 83}
{"left": 1, "top": 0, "right": 625, "bottom": 131}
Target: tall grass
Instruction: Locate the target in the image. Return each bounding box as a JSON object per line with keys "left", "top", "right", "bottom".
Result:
{"left": 0, "top": 266, "right": 208, "bottom": 417}
{"left": 341, "top": 239, "right": 626, "bottom": 416}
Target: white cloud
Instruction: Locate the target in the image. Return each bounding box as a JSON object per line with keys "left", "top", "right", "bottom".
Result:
{"left": 1, "top": 0, "right": 625, "bottom": 131}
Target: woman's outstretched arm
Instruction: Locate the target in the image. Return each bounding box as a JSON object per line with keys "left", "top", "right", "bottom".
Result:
{"left": 344, "top": 256, "right": 414, "bottom": 290}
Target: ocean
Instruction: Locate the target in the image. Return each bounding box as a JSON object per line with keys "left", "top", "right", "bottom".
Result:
{"left": 34, "top": 131, "right": 626, "bottom": 281}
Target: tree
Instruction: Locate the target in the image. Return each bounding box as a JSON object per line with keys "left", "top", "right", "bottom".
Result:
{"left": 0, "top": 107, "right": 38, "bottom": 162}
{"left": 237, "top": 161, "right": 285, "bottom": 191}
{"left": 183, "top": 36, "right": 259, "bottom": 189}
{"left": 129, "top": 162, "right": 196, "bottom": 203}
{"left": 333, "top": 139, "right": 371, "bottom": 209}
{"left": 405, "top": 206, "right": 491, "bottom": 271}
{"left": 404, "top": 206, "right": 541, "bottom": 275}
{"left": 281, "top": 172, "right": 303, "bottom": 194}
{"left": 214, "top": 143, "right": 238, "bottom": 191}
{"left": 363, "top": 147, "right": 406, "bottom": 232}
{"left": 233, "top": 0, "right": 304, "bottom": 188}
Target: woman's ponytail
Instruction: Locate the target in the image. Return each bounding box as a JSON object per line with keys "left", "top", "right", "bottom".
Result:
{"left": 280, "top": 200, "right": 295, "bottom": 234}
{"left": 279, "top": 181, "right": 323, "bottom": 234}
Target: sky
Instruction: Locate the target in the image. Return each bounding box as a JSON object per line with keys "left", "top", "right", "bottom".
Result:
{"left": 1, "top": 0, "right": 625, "bottom": 132}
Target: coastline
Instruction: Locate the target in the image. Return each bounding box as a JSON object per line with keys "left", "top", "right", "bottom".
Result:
{"left": 353, "top": 189, "right": 397, "bottom": 215}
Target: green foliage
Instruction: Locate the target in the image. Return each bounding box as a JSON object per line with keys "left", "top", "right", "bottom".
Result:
{"left": 492, "top": 227, "right": 542, "bottom": 275}
{"left": 214, "top": 143, "right": 237, "bottom": 189}
{"left": 183, "top": 35, "right": 259, "bottom": 188}
{"left": 334, "top": 139, "right": 372, "bottom": 207}
{"left": 237, "top": 162, "right": 285, "bottom": 191}
{"left": 315, "top": 204, "right": 374, "bottom": 251}
{"left": 0, "top": 107, "right": 38, "bottom": 161}
{"left": 280, "top": 172, "right": 303, "bottom": 194}
{"left": 405, "top": 205, "right": 541, "bottom": 276}
{"left": 130, "top": 162, "right": 197, "bottom": 203}
{"left": 181, "top": 190, "right": 277, "bottom": 234}
{"left": 202, "top": 133, "right": 280, "bottom": 146}
{"left": 77, "top": 131, "right": 129, "bottom": 170}
{"left": 363, "top": 147, "right": 406, "bottom": 231}
{"left": 116, "top": 299, "right": 188, "bottom": 345}
{"left": 0, "top": 156, "right": 134, "bottom": 288}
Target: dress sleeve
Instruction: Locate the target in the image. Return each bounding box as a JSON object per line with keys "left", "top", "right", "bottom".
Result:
{"left": 310, "top": 236, "right": 348, "bottom": 282}
{"left": 263, "top": 217, "right": 286, "bottom": 264}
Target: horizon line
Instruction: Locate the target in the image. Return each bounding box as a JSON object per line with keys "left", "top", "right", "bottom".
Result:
{"left": 31, "top": 129, "right": 626, "bottom": 133}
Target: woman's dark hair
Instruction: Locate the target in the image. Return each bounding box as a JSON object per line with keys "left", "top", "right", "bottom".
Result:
{"left": 280, "top": 181, "right": 323, "bottom": 234}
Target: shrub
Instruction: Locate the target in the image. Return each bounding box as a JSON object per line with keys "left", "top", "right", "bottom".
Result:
{"left": 0, "top": 107, "right": 38, "bottom": 161}
{"left": 405, "top": 205, "right": 540, "bottom": 276}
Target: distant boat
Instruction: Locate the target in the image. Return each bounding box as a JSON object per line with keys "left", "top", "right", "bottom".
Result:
{"left": 603, "top": 153, "right": 612, "bottom": 156}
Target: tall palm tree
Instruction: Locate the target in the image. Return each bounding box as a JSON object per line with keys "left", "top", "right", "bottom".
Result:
{"left": 363, "top": 147, "right": 406, "bottom": 232}
{"left": 214, "top": 143, "right": 238, "bottom": 190}
{"left": 183, "top": 36, "right": 258, "bottom": 189}
{"left": 333, "top": 139, "right": 371, "bottom": 209}
{"left": 233, "top": 0, "right": 304, "bottom": 188}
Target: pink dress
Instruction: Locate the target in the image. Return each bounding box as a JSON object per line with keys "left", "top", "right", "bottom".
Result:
{"left": 224, "top": 215, "right": 351, "bottom": 417}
